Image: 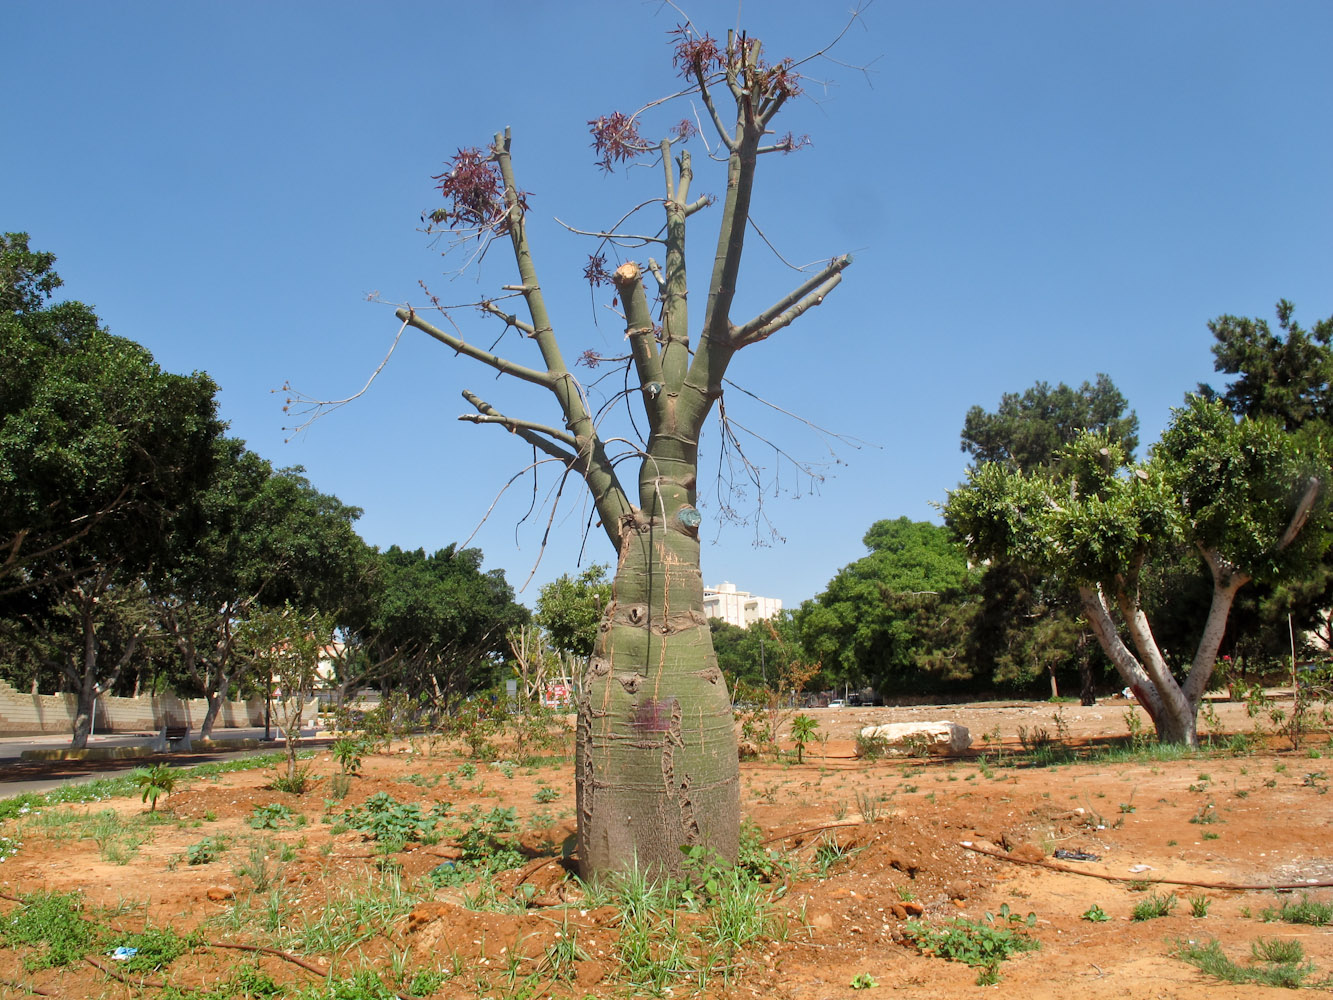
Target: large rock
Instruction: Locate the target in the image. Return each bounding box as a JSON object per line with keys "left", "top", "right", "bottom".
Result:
{"left": 858, "top": 720, "right": 972, "bottom": 756}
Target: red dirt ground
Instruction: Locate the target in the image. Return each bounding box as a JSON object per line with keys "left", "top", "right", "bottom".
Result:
{"left": 2, "top": 697, "right": 1330, "bottom": 999}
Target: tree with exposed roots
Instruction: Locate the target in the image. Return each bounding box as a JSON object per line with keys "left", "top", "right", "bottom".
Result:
{"left": 379, "top": 22, "right": 858, "bottom": 878}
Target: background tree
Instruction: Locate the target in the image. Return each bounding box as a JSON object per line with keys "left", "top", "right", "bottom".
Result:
{"left": 238, "top": 602, "right": 334, "bottom": 785}
{"left": 945, "top": 396, "right": 1331, "bottom": 745}
{"left": 0, "top": 235, "right": 221, "bottom": 747}
{"left": 1199, "top": 300, "right": 1333, "bottom": 664}
{"left": 959, "top": 376, "right": 1138, "bottom": 702}
{"left": 798, "top": 518, "right": 976, "bottom": 696}
{"left": 534, "top": 564, "right": 612, "bottom": 669}
{"left": 369, "top": 21, "right": 860, "bottom": 877}
{"left": 155, "top": 442, "right": 368, "bottom": 738}
{"left": 355, "top": 545, "right": 526, "bottom": 709}
{"left": 960, "top": 374, "right": 1138, "bottom": 472}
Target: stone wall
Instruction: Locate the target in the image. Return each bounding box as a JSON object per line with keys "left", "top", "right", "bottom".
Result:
{"left": 0, "top": 679, "right": 268, "bottom": 736}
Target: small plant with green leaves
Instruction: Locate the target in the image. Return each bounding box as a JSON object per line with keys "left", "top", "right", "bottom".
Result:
{"left": 339, "top": 792, "right": 442, "bottom": 850}
{"left": 187, "top": 835, "right": 230, "bottom": 866}
{"left": 1081, "top": 903, "right": 1110, "bottom": 922}
{"left": 1131, "top": 891, "right": 1177, "bottom": 921}
{"left": 1189, "top": 802, "right": 1221, "bottom": 825}
{"left": 902, "top": 915, "right": 1040, "bottom": 986}
{"left": 1189, "top": 894, "right": 1211, "bottom": 917}
{"left": 331, "top": 734, "right": 372, "bottom": 775}
{"left": 429, "top": 807, "right": 524, "bottom": 888}
{"left": 789, "top": 713, "right": 819, "bottom": 763}
{"left": 131, "top": 763, "right": 178, "bottom": 813}
{"left": 1123, "top": 708, "right": 1151, "bottom": 750}
{"left": 248, "top": 802, "right": 298, "bottom": 830}
{"left": 533, "top": 784, "right": 559, "bottom": 803}
{"left": 849, "top": 973, "right": 878, "bottom": 989}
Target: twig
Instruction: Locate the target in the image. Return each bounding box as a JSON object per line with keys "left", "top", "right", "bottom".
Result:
{"left": 760, "top": 818, "right": 866, "bottom": 846}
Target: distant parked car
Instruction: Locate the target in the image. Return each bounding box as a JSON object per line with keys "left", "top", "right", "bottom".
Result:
{"left": 828, "top": 699, "right": 847, "bottom": 709}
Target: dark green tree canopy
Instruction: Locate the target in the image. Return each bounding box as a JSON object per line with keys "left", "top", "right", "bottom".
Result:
{"left": 1, "top": 233, "right": 221, "bottom": 590}
{"left": 361, "top": 545, "right": 527, "bottom": 696}
{"left": 798, "top": 518, "right": 975, "bottom": 693}
{"left": 1201, "top": 299, "right": 1333, "bottom": 431}
{"left": 961, "top": 374, "right": 1138, "bottom": 471}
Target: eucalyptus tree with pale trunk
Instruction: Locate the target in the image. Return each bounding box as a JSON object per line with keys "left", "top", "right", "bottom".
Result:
{"left": 386, "top": 25, "right": 856, "bottom": 878}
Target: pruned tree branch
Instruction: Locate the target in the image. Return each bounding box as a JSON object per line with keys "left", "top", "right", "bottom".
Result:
{"left": 734, "top": 254, "right": 852, "bottom": 346}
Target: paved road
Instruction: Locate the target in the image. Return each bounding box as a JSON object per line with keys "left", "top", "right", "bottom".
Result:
{"left": 0, "top": 727, "right": 326, "bottom": 798}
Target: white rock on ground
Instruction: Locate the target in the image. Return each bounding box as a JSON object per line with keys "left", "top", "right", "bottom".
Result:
{"left": 858, "top": 721, "right": 972, "bottom": 755}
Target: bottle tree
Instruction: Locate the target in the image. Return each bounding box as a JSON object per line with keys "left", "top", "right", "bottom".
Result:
{"left": 392, "top": 24, "right": 855, "bottom": 878}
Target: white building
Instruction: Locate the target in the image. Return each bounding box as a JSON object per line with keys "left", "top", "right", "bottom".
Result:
{"left": 703, "top": 582, "right": 782, "bottom": 629}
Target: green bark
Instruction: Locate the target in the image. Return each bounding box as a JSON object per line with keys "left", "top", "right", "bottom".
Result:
{"left": 404, "top": 31, "right": 851, "bottom": 879}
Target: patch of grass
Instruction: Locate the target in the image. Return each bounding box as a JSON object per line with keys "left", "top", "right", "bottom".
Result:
{"left": 0, "top": 890, "right": 101, "bottom": 968}
{"left": 1131, "top": 892, "right": 1177, "bottom": 921}
{"left": 119, "top": 926, "right": 193, "bottom": 974}
{"left": 1189, "top": 895, "right": 1211, "bottom": 917}
{"left": 1259, "top": 893, "right": 1333, "bottom": 926}
{"left": 1174, "top": 937, "right": 1328, "bottom": 989}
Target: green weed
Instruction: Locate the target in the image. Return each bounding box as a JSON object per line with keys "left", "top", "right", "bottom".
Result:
{"left": 902, "top": 915, "right": 1039, "bottom": 985}
{"left": 1131, "top": 892, "right": 1177, "bottom": 921}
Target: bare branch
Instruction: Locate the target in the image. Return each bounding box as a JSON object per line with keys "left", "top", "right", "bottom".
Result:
{"left": 1276, "top": 476, "right": 1322, "bottom": 551}
{"left": 281, "top": 317, "right": 410, "bottom": 438}
{"left": 461, "top": 390, "right": 577, "bottom": 462}
{"left": 734, "top": 254, "right": 852, "bottom": 347}
{"left": 480, "top": 300, "right": 536, "bottom": 336}
{"left": 396, "top": 307, "right": 553, "bottom": 389}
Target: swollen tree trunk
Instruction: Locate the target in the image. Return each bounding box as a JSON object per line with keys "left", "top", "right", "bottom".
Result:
{"left": 576, "top": 508, "right": 739, "bottom": 878}
{"left": 395, "top": 32, "right": 851, "bottom": 879}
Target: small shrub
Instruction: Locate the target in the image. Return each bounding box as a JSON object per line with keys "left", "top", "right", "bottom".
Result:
{"left": 855, "top": 732, "right": 891, "bottom": 760}
{"left": 248, "top": 802, "right": 296, "bottom": 830}
{"left": 1132, "top": 892, "right": 1177, "bottom": 921}
{"left": 269, "top": 763, "right": 315, "bottom": 794}
{"left": 131, "top": 764, "right": 177, "bottom": 813}
{"left": 902, "top": 916, "right": 1039, "bottom": 985}
{"left": 186, "top": 836, "right": 229, "bottom": 866}
{"left": 1081, "top": 904, "right": 1110, "bottom": 922}
{"left": 331, "top": 735, "right": 371, "bottom": 775}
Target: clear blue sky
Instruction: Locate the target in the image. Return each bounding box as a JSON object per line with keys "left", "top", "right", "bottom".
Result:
{"left": 7, "top": 1, "right": 1332, "bottom": 610}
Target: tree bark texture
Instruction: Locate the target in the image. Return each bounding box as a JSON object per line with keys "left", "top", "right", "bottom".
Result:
{"left": 576, "top": 520, "right": 739, "bottom": 878}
